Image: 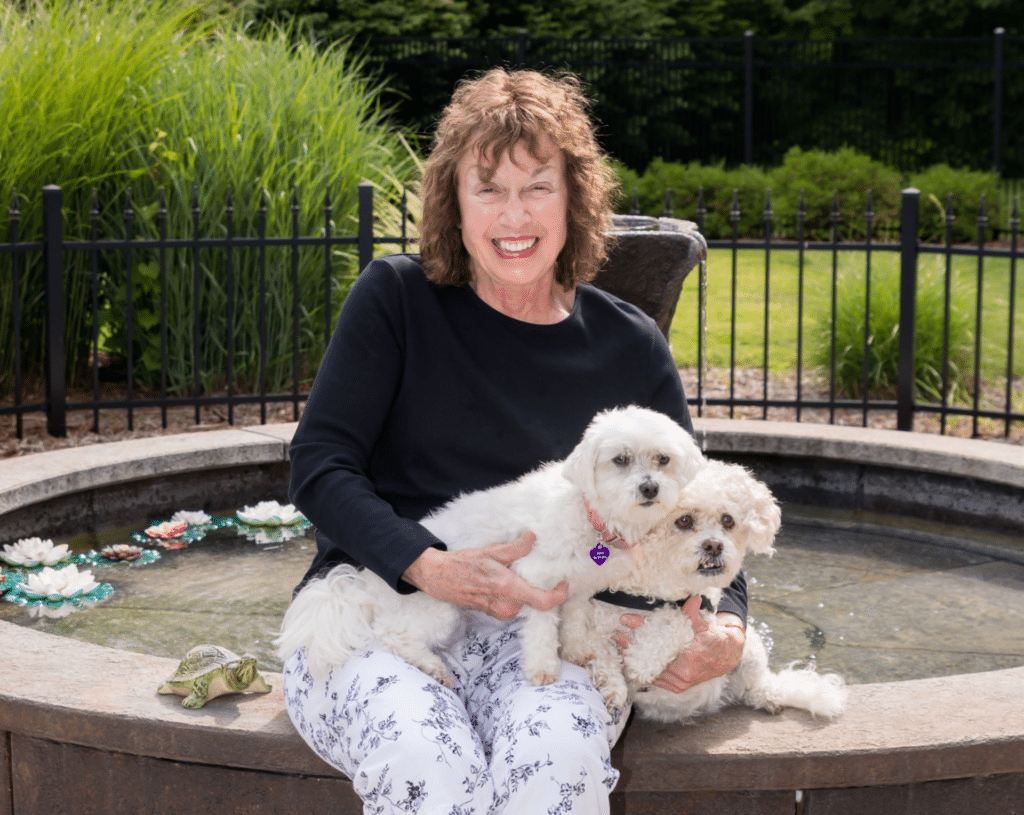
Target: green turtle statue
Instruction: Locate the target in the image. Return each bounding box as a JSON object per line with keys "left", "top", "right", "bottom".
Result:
{"left": 158, "top": 644, "right": 271, "bottom": 709}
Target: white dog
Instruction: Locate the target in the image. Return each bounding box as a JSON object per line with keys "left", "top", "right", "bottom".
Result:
{"left": 276, "top": 405, "right": 705, "bottom": 688}
{"left": 561, "top": 459, "right": 848, "bottom": 722}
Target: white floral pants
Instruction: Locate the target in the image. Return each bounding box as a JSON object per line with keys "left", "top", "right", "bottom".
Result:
{"left": 282, "top": 614, "right": 628, "bottom": 815}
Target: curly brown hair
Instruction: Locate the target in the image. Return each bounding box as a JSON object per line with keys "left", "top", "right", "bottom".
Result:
{"left": 418, "top": 69, "right": 617, "bottom": 289}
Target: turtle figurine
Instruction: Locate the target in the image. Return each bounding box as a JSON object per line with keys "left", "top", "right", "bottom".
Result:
{"left": 158, "top": 644, "right": 271, "bottom": 709}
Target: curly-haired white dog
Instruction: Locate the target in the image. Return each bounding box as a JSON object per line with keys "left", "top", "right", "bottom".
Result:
{"left": 561, "top": 459, "right": 848, "bottom": 722}
{"left": 275, "top": 406, "right": 705, "bottom": 688}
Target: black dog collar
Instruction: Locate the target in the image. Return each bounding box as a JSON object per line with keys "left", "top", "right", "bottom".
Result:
{"left": 592, "top": 590, "right": 714, "bottom": 613}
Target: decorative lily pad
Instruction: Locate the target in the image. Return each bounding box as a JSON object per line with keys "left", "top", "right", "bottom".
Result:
{"left": 79, "top": 546, "right": 162, "bottom": 567}
{"left": 0, "top": 570, "right": 24, "bottom": 595}
{"left": 3, "top": 564, "right": 113, "bottom": 610}
{"left": 130, "top": 515, "right": 234, "bottom": 548}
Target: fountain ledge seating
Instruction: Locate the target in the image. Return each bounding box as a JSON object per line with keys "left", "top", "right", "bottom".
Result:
{"left": 1, "top": 420, "right": 1022, "bottom": 814}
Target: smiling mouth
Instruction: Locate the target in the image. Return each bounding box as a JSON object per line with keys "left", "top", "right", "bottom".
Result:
{"left": 697, "top": 560, "right": 725, "bottom": 576}
{"left": 492, "top": 237, "right": 539, "bottom": 256}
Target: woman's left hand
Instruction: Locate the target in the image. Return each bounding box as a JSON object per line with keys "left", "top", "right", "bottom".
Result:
{"left": 612, "top": 595, "right": 746, "bottom": 693}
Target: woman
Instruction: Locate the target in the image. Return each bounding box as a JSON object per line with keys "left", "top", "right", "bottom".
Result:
{"left": 283, "top": 68, "right": 747, "bottom": 814}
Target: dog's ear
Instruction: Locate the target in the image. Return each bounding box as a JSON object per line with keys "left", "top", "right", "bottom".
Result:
{"left": 742, "top": 476, "right": 781, "bottom": 556}
{"left": 562, "top": 419, "right": 601, "bottom": 496}
{"left": 674, "top": 433, "right": 707, "bottom": 484}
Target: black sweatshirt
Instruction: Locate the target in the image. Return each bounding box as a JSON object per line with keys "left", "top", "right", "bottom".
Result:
{"left": 288, "top": 254, "right": 747, "bottom": 618}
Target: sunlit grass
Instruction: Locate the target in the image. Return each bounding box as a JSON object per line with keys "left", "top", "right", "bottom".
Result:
{"left": 670, "top": 248, "right": 1024, "bottom": 394}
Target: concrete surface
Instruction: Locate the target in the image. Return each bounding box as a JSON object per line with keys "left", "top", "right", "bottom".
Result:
{"left": 1, "top": 420, "right": 1023, "bottom": 813}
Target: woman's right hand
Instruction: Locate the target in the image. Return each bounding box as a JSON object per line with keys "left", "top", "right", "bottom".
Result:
{"left": 401, "top": 531, "right": 568, "bottom": 620}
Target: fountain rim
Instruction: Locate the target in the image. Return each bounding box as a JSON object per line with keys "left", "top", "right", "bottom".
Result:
{"left": 1, "top": 419, "right": 1022, "bottom": 794}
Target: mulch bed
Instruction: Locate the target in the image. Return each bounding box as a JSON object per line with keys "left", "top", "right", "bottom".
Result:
{"left": 2, "top": 368, "right": 1021, "bottom": 459}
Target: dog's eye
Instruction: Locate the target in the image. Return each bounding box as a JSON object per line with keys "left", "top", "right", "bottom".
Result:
{"left": 721, "top": 514, "right": 735, "bottom": 529}
{"left": 656, "top": 454, "right": 670, "bottom": 467}
{"left": 674, "top": 514, "right": 694, "bottom": 530}
{"left": 612, "top": 453, "right": 631, "bottom": 467}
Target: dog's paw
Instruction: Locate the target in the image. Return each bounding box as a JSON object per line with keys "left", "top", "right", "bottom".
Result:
{"left": 600, "top": 678, "right": 628, "bottom": 712}
{"left": 414, "top": 657, "right": 455, "bottom": 688}
{"left": 522, "top": 649, "right": 563, "bottom": 686}
{"left": 759, "top": 699, "right": 784, "bottom": 715}
{"left": 525, "top": 667, "right": 561, "bottom": 686}
{"left": 435, "top": 670, "right": 456, "bottom": 688}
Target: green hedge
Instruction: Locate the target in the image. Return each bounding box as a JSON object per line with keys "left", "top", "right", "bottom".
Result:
{"left": 616, "top": 148, "right": 1012, "bottom": 243}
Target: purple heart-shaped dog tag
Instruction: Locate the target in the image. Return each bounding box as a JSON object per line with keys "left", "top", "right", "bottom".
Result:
{"left": 589, "top": 543, "right": 610, "bottom": 565}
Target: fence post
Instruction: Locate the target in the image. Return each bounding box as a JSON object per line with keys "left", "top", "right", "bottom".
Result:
{"left": 897, "top": 188, "right": 920, "bottom": 432}
{"left": 993, "top": 27, "right": 1004, "bottom": 174}
{"left": 744, "top": 30, "right": 754, "bottom": 165}
{"left": 358, "top": 181, "right": 374, "bottom": 273}
{"left": 517, "top": 29, "right": 527, "bottom": 68}
{"left": 42, "top": 185, "right": 67, "bottom": 438}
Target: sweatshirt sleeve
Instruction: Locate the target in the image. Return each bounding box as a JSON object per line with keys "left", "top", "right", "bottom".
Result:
{"left": 288, "top": 260, "right": 443, "bottom": 592}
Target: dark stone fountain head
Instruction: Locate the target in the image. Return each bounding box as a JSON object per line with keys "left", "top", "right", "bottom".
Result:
{"left": 593, "top": 215, "right": 708, "bottom": 337}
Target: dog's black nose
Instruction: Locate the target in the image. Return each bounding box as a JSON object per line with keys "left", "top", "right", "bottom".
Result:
{"left": 702, "top": 540, "right": 724, "bottom": 557}
{"left": 638, "top": 479, "right": 659, "bottom": 500}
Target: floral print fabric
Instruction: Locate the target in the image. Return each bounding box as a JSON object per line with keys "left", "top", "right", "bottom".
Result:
{"left": 283, "top": 615, "right": 626, "bottom": 814}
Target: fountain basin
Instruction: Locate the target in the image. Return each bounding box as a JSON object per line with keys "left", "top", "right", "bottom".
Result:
{"left": 1, "top": 421, "right": 1022, "bottom": 813}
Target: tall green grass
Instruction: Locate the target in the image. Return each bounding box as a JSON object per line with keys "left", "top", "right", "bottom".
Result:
{"left": 1, "top": 0, "right": 419, "bottom": 400}
{"left": 813, "top": 260, "right": 974, "bottom": 402}
{"left": 1, "top": 0, "right": 216, "bottom": 396}
{"left": 114, "top": 26, "right": 418, "bottom": 393}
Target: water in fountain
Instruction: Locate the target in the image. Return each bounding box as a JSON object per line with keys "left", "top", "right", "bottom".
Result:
{"left": 2, "top": 505, "right": 1022, "bottom": 684}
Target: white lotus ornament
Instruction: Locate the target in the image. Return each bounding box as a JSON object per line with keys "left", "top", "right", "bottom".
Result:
{"left": 170, "top": 510, "right": 212, "bottom": 526}
{"left": 1, "top": 537, "right": 71, "bottom": 568}
{"left": 22, "top": 565, "right": 99, "bottom": 601}
{"left": 236, "top": 501, "right": 305, "bottom": 526}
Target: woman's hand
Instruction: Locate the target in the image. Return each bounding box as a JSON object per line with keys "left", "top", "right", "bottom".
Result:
{"left": 402, "top": 531, "right": 568, "bottom": 620}
{"left": 612, "top": 595, "right": 746, "bottom": 692}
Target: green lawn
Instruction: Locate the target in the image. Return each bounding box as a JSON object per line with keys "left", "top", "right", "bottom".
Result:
{"left": 669, "top": 247, "right": 1024, "bottom": 385}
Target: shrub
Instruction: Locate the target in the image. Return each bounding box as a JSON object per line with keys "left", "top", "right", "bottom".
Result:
{"left": 628, "top": 158, "right": 770, "bottom": 239}
{"left": 813, "top": 258, "right": 974, "bottom": 403}
{"left": 607, "top": 158, "right": 640, "bottom": 214}
{"left": 909, "top": 164, "right": 1004, "bottom": 244}
{"left": 767, "top": 147, "right": 902, "bottom": 241}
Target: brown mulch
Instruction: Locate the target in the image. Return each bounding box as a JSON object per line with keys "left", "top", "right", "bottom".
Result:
{"left": 680, "top": 367, "right": 1024, "bottom": 445}
{"left": 2, "top": 368, "right": 1021, "bottom": 459}
{"left": 0, "top": 382, "right": 300, "bottom": 459}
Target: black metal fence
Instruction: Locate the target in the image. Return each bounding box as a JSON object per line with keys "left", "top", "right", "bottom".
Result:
{"left": 1, "top": 184, "right": 1021, "bottom": 441}
{"left": 1, "top": 182, "right": 413, "bottom": 439}
{"left": 360, "top": 30, "right": 1024, "bottom": 176}
{"left": 671, "top": 188, "right": 1021, "bottom": 437}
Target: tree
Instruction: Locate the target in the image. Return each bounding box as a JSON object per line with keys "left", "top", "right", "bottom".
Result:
{"left": 254, "top": 0, "right": 476, "bottom": 39}
{"left": 251, "top": 0, "right": 1020, "bottom": 41}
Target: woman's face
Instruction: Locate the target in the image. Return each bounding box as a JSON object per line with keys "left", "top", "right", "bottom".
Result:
{"left": 456, "top": 136, "right": 568, "bottom": 298}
